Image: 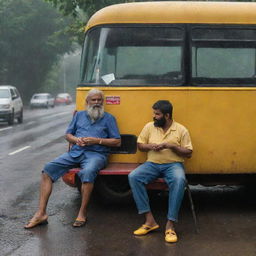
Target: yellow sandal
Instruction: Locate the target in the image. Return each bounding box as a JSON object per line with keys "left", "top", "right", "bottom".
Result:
{"left": 165, "top": 229, "right": 178, "bottom": 243}
{"left": 133, "top": 224, "right": 159, "bottom": 236}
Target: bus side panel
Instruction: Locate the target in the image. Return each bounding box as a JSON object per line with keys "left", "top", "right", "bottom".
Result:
{"left": 186, "top": 88, "right": 256, "bottom": 174}
{"left": 76, "top": 87, "right": 256, "bottom": 175}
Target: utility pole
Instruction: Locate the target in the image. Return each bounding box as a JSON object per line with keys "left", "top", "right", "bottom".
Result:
{"left": 63, "top": 54, "right": 68, "bottom": 93}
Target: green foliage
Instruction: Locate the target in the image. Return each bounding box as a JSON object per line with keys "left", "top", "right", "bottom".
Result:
{"left": 46, "top": 0, "right": 136, "bottom": 18}
{"left": 0, "top": 0, "right": 74, "bottom": 102}
{"left": 43, "top": 50, "right": 80, "bottom": 98}
{"left": 45, "top": 0, "right": 152, "bottom": 45}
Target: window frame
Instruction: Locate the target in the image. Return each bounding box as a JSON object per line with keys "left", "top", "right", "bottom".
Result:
{"left": 79, "top": 24, "right": 187, "bottom": 87}
{"left": 79, "top": 24, "right": 256, "bottom": 88}
{"left": 190, "top": 24, "right": 256, "bottom": 87}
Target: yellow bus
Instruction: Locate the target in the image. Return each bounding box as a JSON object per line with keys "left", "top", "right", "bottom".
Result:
{"left": 64, "top": 1, "right": 256, "bottom": 201}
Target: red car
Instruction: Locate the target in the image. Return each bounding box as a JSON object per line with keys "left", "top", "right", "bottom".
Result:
{"left": 55, "top": 93, "right": 72, "bottom": 105}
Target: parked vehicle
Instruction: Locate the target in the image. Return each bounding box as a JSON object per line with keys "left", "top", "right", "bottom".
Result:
{"left": 63, "top": 1, "right": 256, "bottom": 202}
{"left": 55, "top": 93, "right": 72, "bottom": 105}
{"left": 0, "top": 85, "right": 23, "bottom": 125}
{"left": 30, "top": 93, "right": 55, "bottom": 108}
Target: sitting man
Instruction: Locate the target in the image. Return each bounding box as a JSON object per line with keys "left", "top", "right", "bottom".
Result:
{"left": 25, "top": 88, "right": 121, "bottom": 229}
{"left": 128, "top": 100, "right": 193, "bottom": 243}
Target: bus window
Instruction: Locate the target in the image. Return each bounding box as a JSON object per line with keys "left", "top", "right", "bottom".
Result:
{"left": 80, "top": 26, "right": 185, "bottom": 86}
{"left": 191, "top": 26, "right": 256, "bottom": 86}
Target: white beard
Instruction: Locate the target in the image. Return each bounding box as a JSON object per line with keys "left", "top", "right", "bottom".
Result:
{"left": 87, "top": 104, "right": 104, "bottom": 122}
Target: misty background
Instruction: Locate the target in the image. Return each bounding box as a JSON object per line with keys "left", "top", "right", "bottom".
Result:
{"left": 0, "top": 0, "right": 137, "bottom": 104}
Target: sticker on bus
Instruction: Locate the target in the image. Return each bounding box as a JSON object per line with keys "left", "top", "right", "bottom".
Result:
{"left": 106, "top": 96, "right": 120, "bottom": 105}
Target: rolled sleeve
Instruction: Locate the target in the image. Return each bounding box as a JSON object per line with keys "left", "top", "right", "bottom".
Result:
{"left": 181, "top": 129, "right": 193, "bottom": 150}
{"left": 137, "top": 123, "right": 150, "bottom": 144}
{"left": 65, "top": 112, "right": 78, "bottom": 135}
{"left": 106, "top": 115, "right": 121, "bottom": 139}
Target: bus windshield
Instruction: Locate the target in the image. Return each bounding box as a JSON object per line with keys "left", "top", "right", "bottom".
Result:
{"left": 80, "top": 26, "right": 185, "bottom": 86}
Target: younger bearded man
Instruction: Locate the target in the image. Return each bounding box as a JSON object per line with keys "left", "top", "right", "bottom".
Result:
{"left": 128, "top": 100, "right": 193, "bottom": 243}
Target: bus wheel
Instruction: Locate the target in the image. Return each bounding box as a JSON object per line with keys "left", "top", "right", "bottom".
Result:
{"left": 95, "top": 175, "right": 132, "bottom": 204}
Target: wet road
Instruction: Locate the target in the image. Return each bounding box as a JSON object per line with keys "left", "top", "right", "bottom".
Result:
{"left": 0, "top": 106, "right": 256, "bottom": 256}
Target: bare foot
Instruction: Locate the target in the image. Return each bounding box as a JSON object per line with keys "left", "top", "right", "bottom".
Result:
{"left": 145, "top": 221, "right": 159, "bottom": 227}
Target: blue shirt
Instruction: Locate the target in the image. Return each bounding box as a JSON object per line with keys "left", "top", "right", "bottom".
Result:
{"left": 66, "top": 111, "right": 120, "bottom": 157}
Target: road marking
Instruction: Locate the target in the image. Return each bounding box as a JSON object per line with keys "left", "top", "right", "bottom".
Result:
{"left": 41, "top": 111, "right": 70, "bottom": 120}
{"left": 8, "top": 146, "right": 31, "bottom": 156}
{"left": 0, "top": 127, "right": 13, "bottom": 132}
{"left": 27, "top": 121, "right": 36, "bottom": 125}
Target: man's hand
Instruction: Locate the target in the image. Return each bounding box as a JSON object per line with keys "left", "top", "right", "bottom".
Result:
{"left": 76, "top": 137, "right": 86, "bottom": 147}
{"left": 154, "top": 142, "right": 172, "bottom": 151}
{"left": 155, "top": 143, "right": 192, "bottom": 157}
{"left": 139, "top": 142, "right": 174, "bottom": 151}
{"left": 81, "top": 137, "right": 99, "bottom": 146}
{"left": 138, "top": 143, "right": 159, "bottom": 152}
{"left": 75, "top": 137, "right": 99, "bottom": 146}
{"left": 138, "top": 142, "right": 192, "bottom": 158}
{"left": 66, "top": 134, "right": 120, "bottom": 148}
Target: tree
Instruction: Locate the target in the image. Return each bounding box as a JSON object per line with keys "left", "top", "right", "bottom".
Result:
{"left": 43, "top": 50, "right": 80, "bottom": 97}
{"left": 46, "top": 0, "right": 138, "bottom": 18}
{"left": 0, "top": 0, "right": 74, "bottom": 102}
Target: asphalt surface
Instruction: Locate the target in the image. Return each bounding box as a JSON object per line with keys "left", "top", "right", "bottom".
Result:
{"left": 0, "top": 105, "right": 255, "bottom": 256}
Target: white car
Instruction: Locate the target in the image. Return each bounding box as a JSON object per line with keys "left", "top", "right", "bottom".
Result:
{"left": 30, "top": 93, "right": 55, "bottom": 108}
{"left": 0, "top": 85, "right": 23, "bottom": 125}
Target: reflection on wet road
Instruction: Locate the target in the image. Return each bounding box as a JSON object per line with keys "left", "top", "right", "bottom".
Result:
{"left": 0, "top": 106, "right": 74, "bottom": 158}
{"left": 2, "top": 184, "right": 256, "bottom": 256}
{"left": 0, "top": 104, "right": 255, "bottom": 255}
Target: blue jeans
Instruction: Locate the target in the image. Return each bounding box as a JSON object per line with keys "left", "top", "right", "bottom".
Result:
{"left": 43, "top": 151, "right": 107, "bottom": 183}
{"left": 128, "top": 161, "right": 186, "bottom": 222}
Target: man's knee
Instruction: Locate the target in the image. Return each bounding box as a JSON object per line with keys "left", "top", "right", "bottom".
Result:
{"left": 128, "top": 171, "right": 138, "bottom": 183}
{"left": 44, "top": 161, "right": 59, "bottom": 173}
{"left": 78, "top": 168, "right": 98, "bottom": 183}
{"left": 44, "top": 162, "right": 52, "bottom": 170}
{"left": 166, "top": 169, "right": 186, "bottom": 186}
{"left": 173, "top": 174, "right": 186, "bottom": 187}
{"left": 42, "top": 171, "right": 50, "bottom": 178}
{"left": 41, "top": 172, "right": 54, "bottom": 184}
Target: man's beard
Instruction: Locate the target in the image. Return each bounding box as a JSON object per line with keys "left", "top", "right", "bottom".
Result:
{"left": 87, "top": 104, "right": 104, "bottom": 122}
{"left": 153, "top": 116, "right": 166, "bottom": 127}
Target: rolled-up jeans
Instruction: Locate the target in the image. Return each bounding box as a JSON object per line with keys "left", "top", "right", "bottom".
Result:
{"left": 43, "top": 151, "right": 107, "bottom": 183}
{"left": 128, "top": 161, "right": 186, "bottom": 222}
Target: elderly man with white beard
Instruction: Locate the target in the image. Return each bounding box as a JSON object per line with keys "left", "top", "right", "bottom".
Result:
{"left": 25, "top": 89, "right": 121, "bottom": 229}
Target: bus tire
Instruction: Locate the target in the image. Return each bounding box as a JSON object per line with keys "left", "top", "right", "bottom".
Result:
{"left": 95, "top": 175, "right": 132, "bottom": 204}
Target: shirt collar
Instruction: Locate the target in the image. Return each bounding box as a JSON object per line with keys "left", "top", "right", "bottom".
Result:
{"left": 155, "top": 120, "right": 177, "bottom": 135}
{"left": 169, "top": 120, "right": 177, "bottom": 131}
{"left": 164, "top": 120, "right": 177, "bottom": 134}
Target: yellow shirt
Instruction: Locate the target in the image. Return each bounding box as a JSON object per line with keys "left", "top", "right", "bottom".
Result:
{"left": 137, "top": 121, "right": 193, "bottom": 164}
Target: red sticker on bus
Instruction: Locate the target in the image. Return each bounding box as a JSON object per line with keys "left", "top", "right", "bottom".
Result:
{"left": 106, "top": 96, "right": 120, "bottom": 105}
